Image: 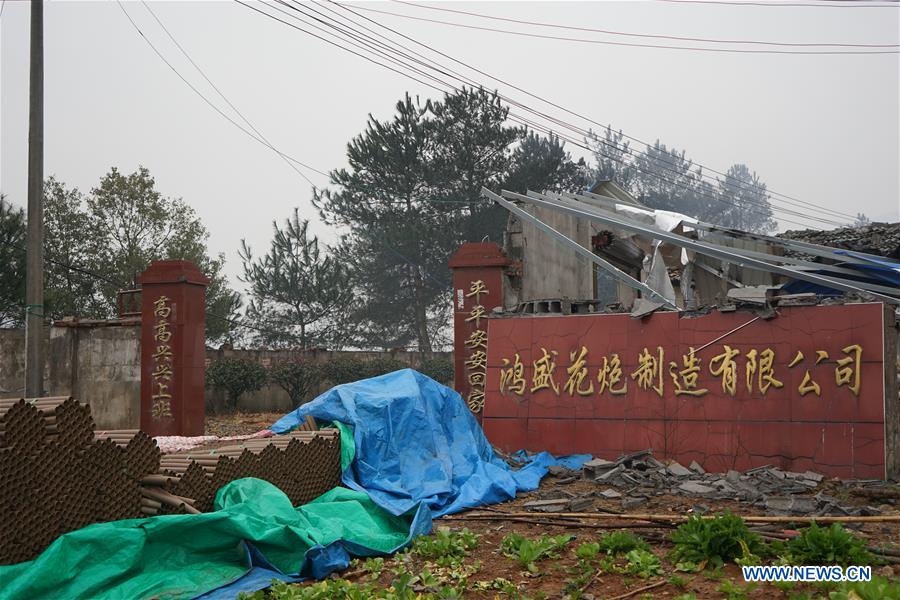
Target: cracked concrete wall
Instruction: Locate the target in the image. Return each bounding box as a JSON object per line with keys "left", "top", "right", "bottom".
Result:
{"left": 0, "top": 325, "right": 141, "bottom": 429}
{"left": 505, "top": 206, "right": 594, "bottom": 305}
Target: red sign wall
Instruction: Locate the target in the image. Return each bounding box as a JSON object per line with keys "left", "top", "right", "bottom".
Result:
{"left": 138, "top": 260, "right": 209, "bottom": 437}
{"left": 484, "top": 303, "right": 889, "bottom": 479}
{"left": 449, "top": 243, "right": 510, "bottom": 415}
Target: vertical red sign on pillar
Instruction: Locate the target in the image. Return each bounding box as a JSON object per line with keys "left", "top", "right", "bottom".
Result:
{"left": 138, "top": 260, "right": 209, "bottom": 436}
{"left": 448, "top": 243, "right": 510, "bottom": 419}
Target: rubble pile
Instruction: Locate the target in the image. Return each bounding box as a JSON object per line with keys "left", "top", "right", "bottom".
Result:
{"left": 780, "top": 222, "right": 900, "bottom": 260}
{"left": 527, "top": 450, "right": 887, "bottom": 517}
{"left": 0, "top": 397, "right": 341, "bottom": 565}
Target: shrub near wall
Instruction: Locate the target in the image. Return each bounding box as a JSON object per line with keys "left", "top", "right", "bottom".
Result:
{"left": 268, "top": 360, "right": 321, "bottom": 409}
{"left": 418, "top": 357, "right": 454, "bottom": 386}
{"left": 204, "top": 350, "right": 455, "bottom": 414}
{"left": 206, "top": 357, "right": 267, "bottom": 414}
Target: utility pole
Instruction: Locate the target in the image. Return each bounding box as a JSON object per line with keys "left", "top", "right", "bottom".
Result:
{"left": 24, "top": 0, "right": 44, "bottom": 398}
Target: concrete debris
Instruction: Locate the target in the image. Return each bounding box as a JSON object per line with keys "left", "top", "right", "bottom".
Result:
{"left": 524, "top": 495, "right": 593, "bottom": 513}
{"left": 679, "top": 482, "right": 716, "bottom": 495}
{"left": 547, "top": 465, "right": 578, "bottom": 478}
{"left": 582, "top": 458, "right": 617, "bottom": 478}
{"left": 523, "top": 499, "right": 571, "bottom": 513}
{"left": 622, "top": 496, "right": 648, "bottom": 510}
{"left": 764, "top": 496, "right": 818, "bottom": 515}
{"left": 666, "top": 461, "right": 693, "bottom": 477}
{"left": 575, "top": 449, "right": 874, "bottom": 516}
{"left": 803, "top": 470, "right": 825, "bottom": 483}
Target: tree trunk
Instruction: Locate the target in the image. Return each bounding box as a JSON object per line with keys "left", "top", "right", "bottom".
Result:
{"left": 412, "top": 268, "right": 432, "bottom": 352}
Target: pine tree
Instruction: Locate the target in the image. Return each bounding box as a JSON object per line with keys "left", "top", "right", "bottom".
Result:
{"left": 240, "top": 209, "right": 353, "bottom": 349}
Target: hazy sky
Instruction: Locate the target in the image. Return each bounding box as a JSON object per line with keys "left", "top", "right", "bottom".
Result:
{"left": 2, "top": 0, "right": 898, "bottom": 291}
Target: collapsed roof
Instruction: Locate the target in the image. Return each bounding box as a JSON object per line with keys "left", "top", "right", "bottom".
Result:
{"left": 483, "top": 183, "right": 900, "bottom": 311}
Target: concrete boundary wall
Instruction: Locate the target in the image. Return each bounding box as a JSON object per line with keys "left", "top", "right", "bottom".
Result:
{"left": 0, "top": 325, "right": 450, "bottom": 428}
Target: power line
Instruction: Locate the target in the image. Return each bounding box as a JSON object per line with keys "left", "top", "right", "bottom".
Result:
{"left": 347, "top": 4, "right": 899, "bottom": 55}
{"left": 139, "top": 0, "right": 323, "bottom": 188}
{"left": 3, "top": 238, "right": 333, "bottom": 342}
{"left": 656, "top": 0, "right": 899, "bottom": 7}
{"left": 391, "top": 0, "right": 898, "bottom": 48}
{"left": 263, "top": 0, "right": 846, "bottom": 228}
{"left": 332, "top": 1, "right": 860, "bottom": 223}
{"left": 123, "top": 1, "right": 453, "bottom": 291}
{"left": 115, "top": 1, "right": 327, "bottom": 186}
{"left": 267, "top": 0, "right": 851, "bottom": 228}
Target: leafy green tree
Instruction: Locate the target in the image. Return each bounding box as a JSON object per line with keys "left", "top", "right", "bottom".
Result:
{"left": 0, "top": 195, "right": 26, "bottom": 328}
{"left": 315, "top": 88, "right": 522, "bottom": 351}
{"left": 240, "top": 209, "right": 353, "bottom": 349}
{"left": 365, "top": 356, "right": 408, "bottom": 378}
{"left": 205, "top": 357, "right": 266, "bottom": 411}
{"left": 43, "top": 178, "right": 107, "bottom": 319}
{"left": 321, "top": 355, "right": 369, "bottom": 386}
{"left": 34, "top": 169, "right": 238, "bottom": 343}
{"left": 632, "top": 141, "right": 711, "bottom": 217}
{"left": 268, "top": 360, "right": 322, "bottom": 406}
{"left": 712, "top": 164, "right": 777, "bottom": 233}
{"left": 587, "top": 135, "right": 778, "bottom": 233}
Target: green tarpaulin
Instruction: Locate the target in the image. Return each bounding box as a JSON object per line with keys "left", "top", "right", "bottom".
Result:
{"left": 0, "top": 423, "right": 416, "bottom": 600}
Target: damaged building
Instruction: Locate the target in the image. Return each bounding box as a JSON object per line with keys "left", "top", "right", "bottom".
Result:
{"left": 449, "top": 183, "right": 900, "bottom": 480}
{"left": 497, "top": 181, "right": 900, "bottom": 313}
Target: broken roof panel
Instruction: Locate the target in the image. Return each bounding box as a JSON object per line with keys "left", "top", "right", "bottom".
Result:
{"left": 485, "top": 187, "right": 900, "bottom": 306}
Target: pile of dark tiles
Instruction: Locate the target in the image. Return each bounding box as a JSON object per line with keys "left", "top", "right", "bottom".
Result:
{"left": 779, "top": 222, "right": 900, "bottom": 260}
{"left": 534, "top": 449, "right": 883, "bottom": 517}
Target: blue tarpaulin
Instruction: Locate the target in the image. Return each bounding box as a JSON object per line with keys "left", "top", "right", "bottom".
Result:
{"left": 209, "top": 370, "right": 589, "bottom": 598}
{"left": 272, "top": 369, "right": 584, "bottom": 517}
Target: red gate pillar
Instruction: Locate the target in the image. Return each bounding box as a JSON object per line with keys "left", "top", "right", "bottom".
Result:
{"left": 138, "top": 260, "right": 209, "bottom": 436}
{"left": 448, "top": 243, "right": 510, "bottom": 417}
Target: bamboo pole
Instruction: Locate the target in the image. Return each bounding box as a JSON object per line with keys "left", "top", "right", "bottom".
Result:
{"left": 449, "top": 511, "right": 900, "bottom": 524}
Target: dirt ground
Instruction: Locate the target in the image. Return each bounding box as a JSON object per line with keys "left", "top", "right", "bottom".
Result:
{"left": 212, "top": 413, "right": 899, "bottom": 598}
{"left": 280, "top": 475, "right": 899, "bottom": 599}
{"left": 428, "top": 478, "right": 900, "bottom": 599}
{"left": 204, "top": 412, "right": 284, "bottom": 437}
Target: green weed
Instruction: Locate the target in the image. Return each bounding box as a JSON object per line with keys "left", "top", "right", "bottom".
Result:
{"left": 828, "top": 575, "right": 900, "bottom": 600}
{"left": 363, "top": 557, "right": 384, "bottom": 580}
{"left": 669, "top": 513, "right": 764, "bottom": 570}
{"left": 411, "top": 527, "right": 479, "bottom": 568}
{"left": 500, "top": 532, "right": 572, "bottom": 574}
{"left": 623, "top": 548, "right": 662, "bottom": 578}
{"left": 597, "top": 530, "right": 651, "bottom": 555}
{"left": 574, "top": 541, "right": 601, "bottom": 562}
{"left": 779, "top": 522, "right": 873, "bottom": 567}
{"left": 718, "top": 580, "right": 756, "bottom": 600}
